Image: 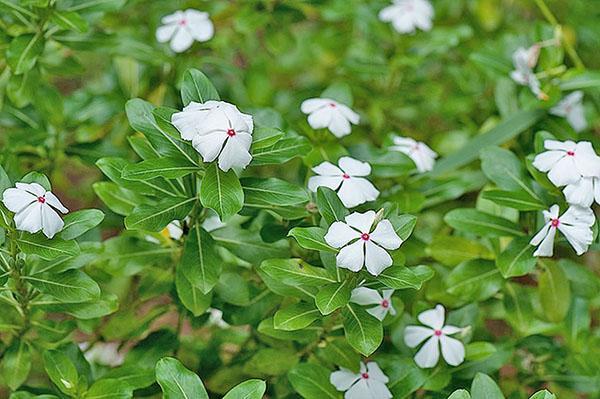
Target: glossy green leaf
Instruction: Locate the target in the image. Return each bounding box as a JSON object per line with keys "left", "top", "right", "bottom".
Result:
{"left": 274, "top": 302, "right": 320, "bottom": 331}
{"left": 7, "top": 33, "right": 44, "bottom": 75}
{"left": 288, "top": 227, "right": 336, "bottom": 253}
{"left": 43, "top": 350, "right": 78, "bottom": 395}
{"left": 470, "top": 373, "right": 504, "bottom": 399}
{"left": 180, "top": 224, "right": 221, "bottom": 294}
{"left": 200, "top": 162, "right": 244, "bottom": 221}
{"left": 539, "top": 261, "right": 571, "bottom": 323}
{"left": 316, "top": 187, "right": 348, "bottom": 225}
{"left": 222, "top": 379, "right": 266, "bottom": 399}
{"left": 444, "top": 209, "right": 523, "bottom": 237}
{"left": 17, "top": 234, "right": 80, "bottom": 260}
{"left": 288, "top": 363, "right": 340, "bottom": 399}
{"left": 180, "top": 69, "right": 220, "bottom": 106}
{"left": 496, "top": 237, "right": 537, "bottom": 278}
{"left": 60, "top": 209, "right": 105, "bottom": 240}
{"left": 125, "top": 197, "right": 196, "bottom": 231}
{"left": 155, "top": 357, "right": 209, "bottom": 399}
{"left": 342, "top": 304, "right": 383, "bottom": 356}
{"left": 122, "top": 157, "right": 200, "bottom": 180}
{"left": 315, "top": 280, "right": 352, "bottom": 315}
{"left": 1, "top": 340, "right": 31, "bottom": 391}
{"left": 25, "top": 270, "right": 101, "bottom": 303}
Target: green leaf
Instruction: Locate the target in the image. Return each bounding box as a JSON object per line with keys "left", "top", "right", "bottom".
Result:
{"left": 429, "top": 235, "right": 493, "bottom": 266}
{"left": 470, "top": 373, "right": 504, "bottom": 399}
{"left": 481, "top": 190, "right": 545, "bottom": 211}
{"left": 175, "top": 267, "right": 212, "bottom": 316}
{"left": 342, "top": 304, "right": 383, "bottom": 356}
{"left": 50, "top": 10, "right": 89, "bottom": 33}
{"left": 84, "top": 379, "right": 133, "bottom": 399}
{"left": 480, "top": 147, "right": 529, "bottom": 191}
{"left": 496, "top": 237, "right": 537, "bottom": 278}
{"left": 317, "top": 339, "right": 360, "bottom": 371}
{"left": 212, "top": 227, "right": 290, "bottom": 264}
{"left": 60, "top": 209, "right": 105, "bottom": 240}
{"left": 446, "top": 260, "right": 503, "bottom": 301}
{"left": 431, "top": 109, "right": 544, "bottom": 176}
{"left": 17, "top": 234, "right": 80, "bottom": 260}
{"left": 539, "top": 261, "right": 571, "bottom": 323}
{"left": 316, "top": 187, "right": 348, "bottom": 225}
{"left": 180, "top": 224, "right": 221, "bottom": 294}
{"left": 223, "top": 379, "right": 266, "bottom": 399}
{"left": 448, "top": 389, "right": 471, "bottom": 399}
{"left": 288, "top": 363, "right": 340, "bottom": 399}
{"left": 93, "top": 182, "right": 144, "bottom": 216}
{"left": 528, "top": 390, "right": 556, "bottom": 399}
{"left": 7, "top": 33, "right": 45, "bottom": 75}
{"left": 288, "top": 227, "right": 336, "bottom": 253}
{"left": 465, "top": 342, "right": 497, "bottom": 361}
{"left": 155, "top": 357, "right": 209, "bottom": 399}
{"left": 274, "top": 302, "right": 320, "bottom": 331}
{"left": 241, "top": 177, "right": 308, "bottom": 207}
{"left": 444, "top": 209, "right": 523, "bottom": 237}
{"left": 315, "top": 280, "right": 352, "bottom": 315}
{"left": 25, "top": 270, "right": 100, "bottom": 303}
{"left": 1, "top": 340, "right": 31, "bottom": 391}
{"left": 125, "top": 197, "right": 196, "bottom": 231}
{"left": 180, "top": 69, "right": 220, "bottom": 106}
{"left": 43, "top": 350, "right": 78, "bottom": 396}
{"left": 21, "top": 171, "right": 51, "bottom": 190}
{"left": 250, "top": 127, "right": 284, "bottom": 150}
{"left": 378, "top": 265, "right": 433, "bottom": 290}
{"left": 260, "top": 259, "right": 337, "bottom": 287}
{"left": 559, "top": 71, "right": 600, "bottom": 90}
{"left": 200, "top": 162, "right": 244, "bottom": 221}
{"left": 251, "top": 134, "right": 311, "bottom": 165}
{"left": 321, "top": 82, "right": 353, "bottom": 106}
{"left": 122, "top": 157, "right": 200, "bottom": 181}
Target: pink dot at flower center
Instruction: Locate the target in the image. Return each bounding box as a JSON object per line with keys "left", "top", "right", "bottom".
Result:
{"left": 329, "top": 103, "right": 336, "bottom": 108}
{"left": 381, "top": 299, "right": 389, "bottom": 309}
{"left": 361, "top": 373, "right": 369, "bottom": 379}
{"left": 342, "top": 173, "right": 350, "bottom": 179}
{"left": 227, "top": 129, "right": 236, "bottom": 137}
{"left": 434, "top": 330, "right": 442, "bottom": 336}
{"left": 37, "top": 196, "right": 46, "bottom": 203}
{"left": 179, "top": 19, "right": 187, "bottom": 26}
{"left": 361, "top": 233, "right": 370, "bottom": 241}
{"left": 551, "top": 218, "right": 560, "bottom": 227}
{"left": 566, "top": 151, "right": 575, "bottom": 156}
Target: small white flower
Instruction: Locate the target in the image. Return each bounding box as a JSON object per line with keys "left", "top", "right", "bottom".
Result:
{"left": 404, "top": 304, "right": 465, "bottom": 369}
{"left": 550, "top": 91, "right": 587, "bottom": 132}
{"left": 207, "top": 308, "right": 229, "bottom": 328}
{"left": 300, "top": 98, "right": 360, "bottom": 138}
{"left": 379, "top": 0, "right": 434, "bottom": 34}
{"left": 2, "top": 182, "right": 68, "bottom": 239}
{"left": 510, "top": 46, "right": 545, "bottom": 99}
{"left": 389, "top": 136, "right": 438, "bottom": 173}
{"left": 81, "top": 342, "right": 125, "bottom": 367}
{"left": 324, "top": 211, "right": 402, "bottom": 276}
{"left": 330, "top": 361, "right": 392, "bottom": 399}
{"left": 308, "top": 157, "right": 379, "bottom": 208}
{"left": 350, "top": 287, "right": 396, "bottom": 321}
{"left": 532, "top": 140, "right": 600, "bottom": 187}
{"left": 202, "top": 212, "right": 225, "bottom": 232}
{"left": 172, "top": 100, "right": 254, "bottom": 171}
{"left": 156, "top": 9, "right": 214, "bottom": 53}
{"left": 563, "top": 176, "right": 600, "bottom": 207}
{"left": 166, "top": 220, "right": 184, "bottom": 240}
{"left": 530, "top": 204, "right": 595, "bottom": 257}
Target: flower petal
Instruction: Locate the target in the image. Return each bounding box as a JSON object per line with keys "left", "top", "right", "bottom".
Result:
{"left": 532, "top": 225, "right": 557, "bottom": 257}
{"left": 330, "top": 369, "right": 360, "bottom": 391}
{"left": 2, "top": 188, "right": 37, "bottom": 213}
{"left": 218, "top": 134, "right": 252, "bottom": 171}
{"left": 418, "top": 304, "right": 445, "bottom": 330}
{"left": 45, "top": 192, "right": 68, "bottom": 213}
{"left": 547, "top": 156, "right": 579, "bottom": 186}
{"left": 414, "top": 336, "right": 440, "bottom": 368}
{"left": 307, "top": 176, "right": 343, "bottom": 193}
{"left": 312, "top": 161, "right": 343, "bottom": 176}
{"left": 559, "top": 205, "right": 595, "bottom": 226}
{"left": 558, "top": 224, "right": 593, "bottom": 255}
{"left": 337, "top": 104, "right": 360, "bottom": 125}
{"left": 192, "top": 131, "right": 227, "bottom": 163}
{"left": 563, "top": 177, "right": 595, "bottom": 207}
{"left": 345, "top": 211, "right": 376, "bottom": 233}
{"left": 532, "top": 151, "right": 564, "bottom": 172}
{"left": 156, "top": 23, "right": 177, "bottom": 43}
{"left": 366, "top": 380, "right": 393, "bottom": 399}
{"left": 366, "top": 362, "right": 389, "bottom": 384}
{"left": 440, "top": 335, "right": 465, "bottom": 366}
{"left": 324, "top": 222, "right": 361, "bottom": 248}
{"left": 307, "top": 107, "right": 332, "bottom": 130}
{"left": 529, "top": 222, "right": 551, "bottom": 246}
{"left": 545, "top": 140, "right": 576, "bottom": 151}
{"left": 442, "top": 325, "right": 461, "bottom": 335}
{"left": 17, "top": 182, "right": 46, "bottom": 197}
{"left": 367, "top": 305, "right": 388, "bottom": 321}
{"left": 300, "top": 98, "right": 329, "bottom": 114}
{"left": 41, "top": 204, "right": 65, "bottom": 239}
{"left": 170, "top": 26, "right": 194, "bottom": 53}
{"left": 345, "top": 379, "right": 370, "bottom": 399}
{"left": 337, "top": 178, "right": 378, "bottom": 208}
{"left": 404, "top": 326, "right": 434, "bottom": 348}
{"left": 350, "top": 287, "right": 382, "bottom": 305}
{"left": 574, "top": 142, "right": 600, "bottom": 176}
{"left": 14, "top": 202, "right": 43, "bottom": 234}
{"left": 364, "top": 241, "right": 392, "bottom": 276}
{"left": 328, "top": 111, "right": 352, "bottom": 138}
{"left": 336, "top": 240, "right": 365, "bottom": 272}
{"left": 369, "top": 220, "right": 402, "bottom": 250}
{"left": 338, "top": 157, "right": 370, "bottom": 176}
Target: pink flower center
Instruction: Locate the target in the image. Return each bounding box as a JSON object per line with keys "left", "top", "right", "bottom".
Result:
{"left": 329, "top": 102, "right": 336, "bottom": 108}
{"left": 37, "top": 196, "right": 46, "bottom": 203}
{"left": 227, "top": 129, "right": 236, "bottom": 137}
{"left": 361, "top": 373, "right": 369, "bottom": 379}
{"left": 381, "top": 299, "right": 389, "bottom": 309}
{"left": 566, "top": 151, "right": 575, "bottom": 156}
{"left": 551, "top": 218, "right": 560, "bottom": 227}
{"left": 434, "top": 329, "right": 442, "bottom": 336}
{"left": 179, "top": 19, "right": 187, "bottom": 26}
{"left": 361, "top": 233, "right": 370, "bottom": 241}
{"left": 342, "top": 173, "right": 350, "bottom": 179}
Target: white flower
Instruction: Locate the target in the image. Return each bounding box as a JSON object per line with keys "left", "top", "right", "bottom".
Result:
{"left": 330, "top": 361, "right": 392, "bottom": 399}
{"left": 350, "top": 287, "right": 396, "bottom": 321}
{"left": 207, "top": 308, "right": 229, "bottom": 328}
{"left": 379, "top": 0, "right": 434, "bottom": 34}
{"left": 563, "top": 176, "right": 600, "bottom": 207}
{"left": 389, "top": 136, "right": 438, "bottom": 173}
{"left": 404, "top": 304, "right": 465, "bottom": 369}
{"left": 510, "top": 46, "right": 545, "bottom": 99}
{"left": 550, "top": 91, "right": 587, "bottom": 132}
{"left": 202, "top": 213, "right": 225, "bottom": 232}
{"left": 171, "top": 100, "right": 254, "bottom": 171}
{"left": 532, "top": 140, "right": 600, "bottom": 187}
{"left": 324, "top": 211, "right": 402, "bottom": 276}
{"left": 308, "top": 157, "right": 379, "bottom": 208}
{"left": 530, "top": 204, "right": 595, "bottom": 257}
{"left": 2, "top": 182, "right": 68, "bottom": 239}
{"left": 156, "top": 9, "right": 214, "bottom": 53}
{"left": 166, "top": 220, "right": 184, "bottom": 240}
{"left": 300, "top": 98, "right": 360, "bottom": 138}
{"left": 80, "top": 342, "right": 125, "bottom": 367}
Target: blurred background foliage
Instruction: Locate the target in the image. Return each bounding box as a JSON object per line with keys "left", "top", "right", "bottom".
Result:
{"left": 1, "top": 0, "right": 599, "bottom": 398}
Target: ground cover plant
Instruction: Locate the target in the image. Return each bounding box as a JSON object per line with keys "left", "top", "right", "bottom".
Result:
{"left": 0, "top": 0, "right": 599, "bottom": 398}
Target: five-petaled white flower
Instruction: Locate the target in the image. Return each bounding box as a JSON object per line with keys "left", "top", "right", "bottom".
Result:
{"left": 2, "top": 182, "right": 68, "bottom": 239}
{"left": 532, "top": 140, "right": 600, "bottom": 187}
{"left": 308, "top": 157, "right": 379, "bottom": 208}
{"left": 530, "top": 204, "right": 594, "bottom": 257}
{"left": 404, "top": 304, "right": 465, "bottom": 369}
{"left": 330, "top": 361, "right": 392, "bottom": 399}
{"left": 156, "top": 9, "right": 214, "bottom": 53}
{"left": 350, "top": 287, "right": 396, "bottom": 321}
{"left": 172, "top": 100, "right": 254, "bottom": 171}
{"left": 510, "top": 45, "right": 546, "bottom": 99}
{"left": 301, "top": 98, "right": 360, "bottom": 138}
{"left": 379, "top": 0, "right": 434, "bottom": 34}
{"left": 324, "top": 211, "right": 402, "bottom": 276}
{"left": 389, "top": 136, "right": 438, "bottom": 173}
{"left": 550, "top": 91, "right": 587, "bottom": 132}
